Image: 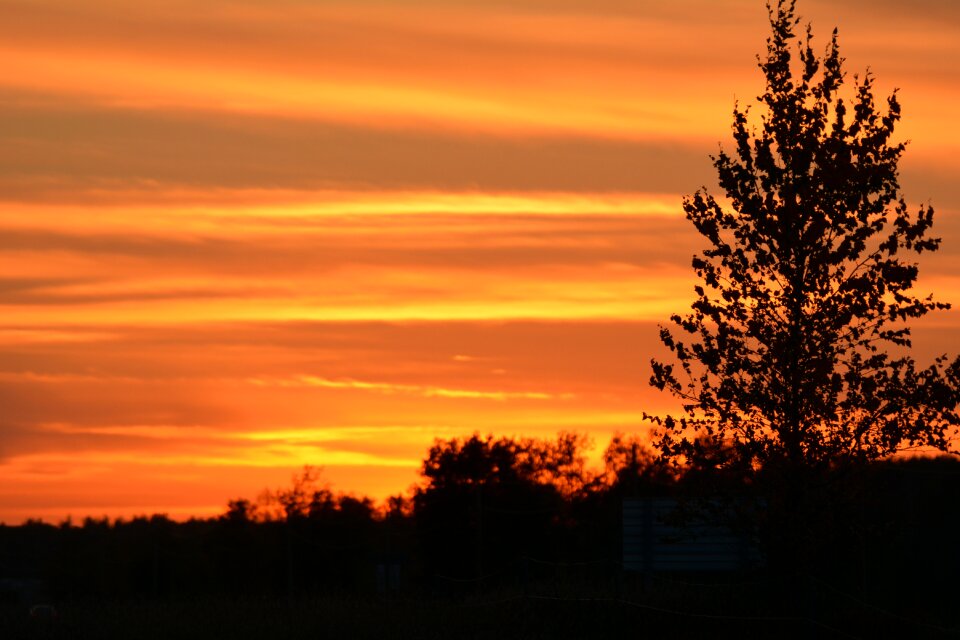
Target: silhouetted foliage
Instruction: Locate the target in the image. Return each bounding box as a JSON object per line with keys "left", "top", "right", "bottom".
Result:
{"left": 647, "top": 0, "right": 960, "bottom": 580}
{"left": 413, "top": 433, "right": 591, "bottom": 586}
{"left": 601, "top": 432, "right": 674, "bottom": 496}
{"left": 222, "top": 499, "right": 257, "bottom": 526}
{"left": 263, "top": 465, "right": 330, "bottom": 522}
{"left": 4, "top": 434, "right": 960, "bottom": 636}
{"left": 650, "top": 0, "right": 960, "bottom": 476}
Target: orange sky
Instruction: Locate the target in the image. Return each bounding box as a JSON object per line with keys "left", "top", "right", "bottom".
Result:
{"left": 1, "top": 0, "right": 959, "bottom": 523}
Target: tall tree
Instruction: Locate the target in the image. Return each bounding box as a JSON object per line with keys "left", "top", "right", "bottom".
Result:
{"left": 649, "top": 0, "right": 960, "bottom": 478}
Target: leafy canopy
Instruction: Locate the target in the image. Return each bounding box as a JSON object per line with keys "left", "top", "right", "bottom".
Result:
{"left": 650, "top": 0, "right": 960, "bottom": 474}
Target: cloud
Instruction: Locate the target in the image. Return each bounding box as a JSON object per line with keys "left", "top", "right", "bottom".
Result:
{"left": 0, "top": 1, "right": 760, "bottom": 138}
{"left": 0, "top": 319, "right": 677, "bottom": 467}
{"left": 1, "top": 0, "right": 954, "bottom": 146}
{"left": 0, "top": 278, "right": 281, "bottom": 306}
{"left": 247, "top": 374, "right": 571, "bottom": 401}
{"left": 0, "top": 195, "right": 712, "bottom": 328}
{"left": 0, "top": 207, "right": 698, "bottom": 268}
{"left": 0, "top": 99, "right": 720, "bottom": 197}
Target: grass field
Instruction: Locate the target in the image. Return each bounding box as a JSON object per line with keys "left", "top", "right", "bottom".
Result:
{"left": 3, "top": 576, "right": 956, "bottom": 640}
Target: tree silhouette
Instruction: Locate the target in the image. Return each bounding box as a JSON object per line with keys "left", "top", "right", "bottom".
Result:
{"left": 650, "top": 0, "right": 960, "bottom": 480}
{"left": 601, "top": 432, "right": 673, "bottom": 495}
{"left": 413, "top": 433, "right": 588, "bottom": 583}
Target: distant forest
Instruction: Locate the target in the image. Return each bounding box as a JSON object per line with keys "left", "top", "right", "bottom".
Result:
{"left": 3, "top": 432, "right": 960, "bottom": 624}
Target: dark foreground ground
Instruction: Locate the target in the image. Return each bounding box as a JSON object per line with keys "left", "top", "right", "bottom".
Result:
{"left": 4, "top": 577, "right": 958, "bottom": 640}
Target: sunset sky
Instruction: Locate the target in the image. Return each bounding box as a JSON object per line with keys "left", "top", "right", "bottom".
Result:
{"left": 2, "top": 0, "right": 959, "bottom": 523}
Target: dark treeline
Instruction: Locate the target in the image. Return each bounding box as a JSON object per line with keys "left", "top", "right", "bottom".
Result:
{"left": 3, "top": 432, "right": 960, "bottom": 621}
